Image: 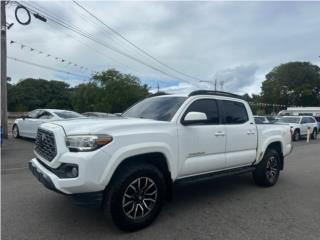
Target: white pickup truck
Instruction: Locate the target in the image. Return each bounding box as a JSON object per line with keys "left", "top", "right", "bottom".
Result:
{"left": 29, "top": 90, "right": 292, "bottom": 231}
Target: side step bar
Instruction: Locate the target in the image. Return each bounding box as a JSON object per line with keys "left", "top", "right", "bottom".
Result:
{"left": 175, "top": 166, "right": 256, "bottom": 185}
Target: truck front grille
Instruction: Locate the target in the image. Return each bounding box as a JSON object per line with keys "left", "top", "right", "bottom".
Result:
{"left": 35, "top": 129, "right": 57, "bottom": 162}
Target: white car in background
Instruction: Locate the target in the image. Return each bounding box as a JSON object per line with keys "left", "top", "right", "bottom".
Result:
{"left": 12, "top": 109, "right": 83, "bottom": 139}
{"left": 276, "top": 116, "right": 318, "bottom": 141}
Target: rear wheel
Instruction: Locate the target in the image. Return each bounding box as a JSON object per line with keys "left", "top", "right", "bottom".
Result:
{"left": 104, "top": 163, "right": 166, "bottom": 231}
{"left": 311, "top": 128, "right": 317, "bottom": 140}
{"left": 12, "top": 124, "right": 20, "bottom": 138}
{"left": 253, "top": 149, "right": 280, "bottom": 187}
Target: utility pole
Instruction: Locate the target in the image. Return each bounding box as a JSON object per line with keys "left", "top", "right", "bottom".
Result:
{"left": 214, "top": 78, "right": 217, "bottom": 91}
{"left": 1, "top": 1, "right": 8, "bottom": 139}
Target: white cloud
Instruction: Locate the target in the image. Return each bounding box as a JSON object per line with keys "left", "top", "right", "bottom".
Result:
{"left": 6, "top": 1, "right": 320, "bottom": 94}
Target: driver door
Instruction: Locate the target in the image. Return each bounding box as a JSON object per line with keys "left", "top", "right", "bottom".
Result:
{"left": 177, "top": 98, "right": 226, "bottom": 178}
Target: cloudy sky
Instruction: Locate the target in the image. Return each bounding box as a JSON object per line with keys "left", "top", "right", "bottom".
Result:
{"left": 6, "top": 1, "right": 320, "bottom": 95}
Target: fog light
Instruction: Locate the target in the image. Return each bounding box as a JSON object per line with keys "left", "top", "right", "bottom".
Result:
{"left": 65, "top": 165, "right": 78, "bottom": 178}
{"left": 71, "top": 167, "right": 78, "bottom": 177}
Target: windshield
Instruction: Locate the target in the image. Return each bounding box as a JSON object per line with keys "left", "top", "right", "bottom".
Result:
{"left": 278, "top": 117, "right": 300, "bottom": 124}
{"left": 54, "top": 111, "right": 83, "bottom": 119}
{"left": 122, "top": 96, "right": 187, "bottom": 121}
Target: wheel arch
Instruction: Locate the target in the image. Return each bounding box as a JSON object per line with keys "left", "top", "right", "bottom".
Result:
{"left": 265, "top": 141, "right": 284, "bottom": 170}
{"left": 107, "top": 152, "right": 173, "bottom": 200}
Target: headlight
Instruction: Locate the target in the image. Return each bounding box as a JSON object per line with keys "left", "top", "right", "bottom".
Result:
{"left": 65, "top": 134, "right": 113, "bottom": 152}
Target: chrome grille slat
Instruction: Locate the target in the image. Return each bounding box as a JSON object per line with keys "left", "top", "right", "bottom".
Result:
{"left": 35, "top": 129, "right": 57, "bottom": 162}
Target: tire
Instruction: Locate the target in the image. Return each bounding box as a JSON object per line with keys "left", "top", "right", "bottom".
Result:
{"left": 311, "top": 128, "right": 317, "bottom": 140}
{"left": 104, "top": 163, "right": 166, "bottom": 231}
{"left": 293, "top": 129, "right": 300, "bottom": 141}
{"left": 12, "top": 124, "right": 20, "bottom": 138}
{"left": 252, "top": 149, "right": 281, "bottom": 187}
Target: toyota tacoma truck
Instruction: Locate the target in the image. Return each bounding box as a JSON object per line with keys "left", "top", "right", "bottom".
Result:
{"left": 29, "top": 90, "right": 292, "bottom": 231}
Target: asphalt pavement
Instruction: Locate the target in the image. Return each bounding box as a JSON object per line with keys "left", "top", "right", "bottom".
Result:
{"left": 1, "top": 137, "right": 320, "bottom": 240}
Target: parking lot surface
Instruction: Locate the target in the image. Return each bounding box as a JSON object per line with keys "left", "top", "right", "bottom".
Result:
{"left": 2, "top": 137, "right": 320, "bottom": 240}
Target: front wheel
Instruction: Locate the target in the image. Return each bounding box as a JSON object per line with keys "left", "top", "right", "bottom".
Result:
{"left": 104, "top": 163, "right": 166, "bottom": 231}
{"left": 12, "top": 124, "right": 20, "bottom": 138}
{"left": 253, "top": 149, "right": 281, "bottom": 187}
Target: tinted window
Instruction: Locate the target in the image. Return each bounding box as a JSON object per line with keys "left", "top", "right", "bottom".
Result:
{"left": 38, "top": 111, "right": 53, "bottom": 119}
{"left": 301, "top": 117, "right": 308, "bottom": 124}
{"left": 308, "top": 117, "right": 315, "bottom": 123}
{"left": 122, "top": 96, "right": 187, "bottom": 121}
{"left": 54, "top": 111, "right": 83, "bottom": 119}
{"left": 222, "top": 100, "right": 248, "bottom": 124}
{"left": 184, "top": 99, "right": 219, "bottom": 124}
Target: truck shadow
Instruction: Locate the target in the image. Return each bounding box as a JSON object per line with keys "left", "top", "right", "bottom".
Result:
{"left": 45, "top": 173, "right": 257, "bottom": 236}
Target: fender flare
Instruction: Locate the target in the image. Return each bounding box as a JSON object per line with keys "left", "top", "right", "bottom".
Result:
{"left": 100, "top": 142, "right": 176, "bottom": 185}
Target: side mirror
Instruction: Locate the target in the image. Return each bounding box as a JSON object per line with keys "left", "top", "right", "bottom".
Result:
{"left": 182, "top": 112, "right": 207, "bottom": 125}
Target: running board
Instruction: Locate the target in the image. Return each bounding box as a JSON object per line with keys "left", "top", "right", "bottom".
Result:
{"left": 175, "top": 166, "right": 256, "bottom": 185}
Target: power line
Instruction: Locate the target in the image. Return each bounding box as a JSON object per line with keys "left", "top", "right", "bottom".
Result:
{"left": 9, "top": 39, "right": 92, "bottom": 71}
{"left": 17, "top": 1, "right": 200, "bottom": 86}
{"left": 72, "top": 0, "right": 207, "bottom": 83}
{"left": 8, "top": 56, "right": 90, "bottom": 80}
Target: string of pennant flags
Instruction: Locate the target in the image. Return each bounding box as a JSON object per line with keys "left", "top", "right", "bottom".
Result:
{"left": 249, "top": 102, "right": 286, "bottom": 108}
{"left": 9, "top": 40, "right": 92, "bottom": 72}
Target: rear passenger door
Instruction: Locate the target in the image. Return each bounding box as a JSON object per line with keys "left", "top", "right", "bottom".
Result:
{"left": 220, "top": 100, "right": 257, "bottom": 168}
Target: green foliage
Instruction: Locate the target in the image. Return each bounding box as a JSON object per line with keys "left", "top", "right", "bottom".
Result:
{"left": 261, "top": 62, "right": 320, "bottom": 106}
{"left": 8, "top": 70, "right": 149, "bottom": 113}
{"left": 70, "top": 83, "right": 106, "bottom": 113}
{"left": 95, "top": 69, "right": 149, "bottom": 113}
{"left": 8, "top": 78, "right": 72, "bottom": 111}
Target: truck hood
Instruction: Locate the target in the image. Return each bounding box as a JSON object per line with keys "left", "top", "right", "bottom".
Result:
{"left": 46, "top": 117, "right": 164, "bottom": 135}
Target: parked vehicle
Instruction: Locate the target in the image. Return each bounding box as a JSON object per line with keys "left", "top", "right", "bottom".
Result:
{"left": 13, "top": 109, "right": 83, "bottom": 139}
{"left": 276, "top": 116, "right": 318, "bottom": 141}
{"left": 29, "top": 91, "right": 293, "bottom": 231}
{"left": 266, "top": 116, "right": 278, "bottom": 123}
{"left": 278, "top": 107, "right": 320, "bottom": 117}
{"left": 254, "top": 115, "right": 269, "bottom": 124}
{"left": 82, "top": 112, "right": 117, "bottom": 118}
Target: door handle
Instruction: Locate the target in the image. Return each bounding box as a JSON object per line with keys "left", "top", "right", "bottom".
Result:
{"left": 247, "top": 131, "right": 256, "bottom": 135}
{"left": 215, "top": 131, "right": 225, "bottom": 136}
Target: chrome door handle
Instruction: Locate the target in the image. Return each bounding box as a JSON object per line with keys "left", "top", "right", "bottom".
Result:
{"left": 247, "top": 131, "right": 256, "bottom": 135}
{"left": 215, "top": 131, "right": 225, "bottom": 136}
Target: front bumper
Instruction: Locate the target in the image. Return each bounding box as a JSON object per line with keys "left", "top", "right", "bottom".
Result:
{"left": 29, "top": 159, "right": 104, "bottom": 207}
{"left": 29, "top": 161, "right": 60, "bottom": 193}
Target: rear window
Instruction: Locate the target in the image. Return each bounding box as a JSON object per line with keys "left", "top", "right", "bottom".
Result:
{"left": 54, "top": 111, "right": 82, "bottom": 119}
{"left": 222, "top": 100, "right": 248, "bottom": 124}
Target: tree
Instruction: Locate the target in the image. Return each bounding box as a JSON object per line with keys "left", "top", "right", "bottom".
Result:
{"left": 70, "top": 83, "right": 105, "bottom": 113}
{"left": 8, "top": 78, "right": 72, "bottom": 111}
{"left": 71, "top": 69, "right": 149, "bottom": 113}
{"left": 261, "top": 62, "right": 320, "bottom": 106}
